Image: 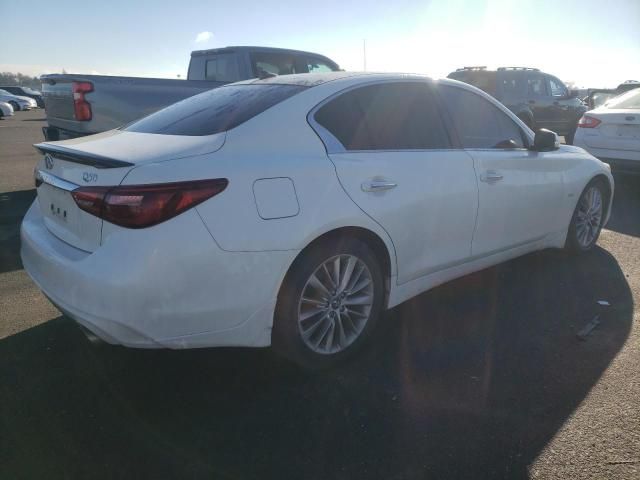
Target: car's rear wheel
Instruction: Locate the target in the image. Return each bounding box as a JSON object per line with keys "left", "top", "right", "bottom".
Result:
{"left": 273, "top": 237, "right": 384, "bottom": 370}
{"left": 565, "top": 180, "right": 606, "bottom": 252}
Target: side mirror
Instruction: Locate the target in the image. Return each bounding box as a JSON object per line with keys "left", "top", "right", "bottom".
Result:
{"left": 531, "top": 128, "right": 559, "bottom": 152}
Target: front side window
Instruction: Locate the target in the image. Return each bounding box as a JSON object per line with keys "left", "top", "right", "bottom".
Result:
{"left": 527, "top": 75, "right": 548, "bottom": 97}
{"left": 251, "top": 52, "right": 300, "bottom": 77}
{"left": 125, "top": 84, "right": 307, "bottom": 136}
{"left": 549, "top": 77, "right": 568, "bottom": 97}
{"left": 307, "top": 57, "right": 336, "bottom": 73}
{"left": 205, "top": 54, "right": 241, "bottom": 82}
{"left": 314, "top": 82, "right": 451, "bottom": 151}
{"left": 438, "top": 85, "right": 526, "bottom": 149}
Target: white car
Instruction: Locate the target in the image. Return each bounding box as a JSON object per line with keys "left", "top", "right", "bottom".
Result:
{"left": 21, "top": 73, "right": 614, "bottom": 369}
{"left": 574, "top": 88, "right": 640, "bottom": 175}
{"left": 0, "top": 101, "right": 14, "bottom": 119}
{"left": 0, "top": 89, "right": 35, "bottom": 111}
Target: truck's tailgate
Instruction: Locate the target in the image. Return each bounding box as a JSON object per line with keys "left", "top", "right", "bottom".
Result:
{"left": 41, "top": 77, "right": 75, "bottom": 121}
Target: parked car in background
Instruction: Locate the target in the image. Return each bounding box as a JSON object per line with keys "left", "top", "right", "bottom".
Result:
{"left": 0, "top": 85, "right": 44, "bottom": 107}
{"left": 574, "top": 87, "right": 640, "bottom": 174}
{"left": 22, "top": 73, "right": 613, "bottom": 369}
{"left": 584, "top": 81, "right": 640, "bottom": 110}
{"left": 0, "top": 101, "right": 15, "bottom": 119}
{"left": 40, "top": 46, "right": 340, "bottom": 140}
{"left": 448, "top": 67, "right": 587, "bottom": 144}
{"left": 0, "top": 89, "right": 36, "bottom": 111}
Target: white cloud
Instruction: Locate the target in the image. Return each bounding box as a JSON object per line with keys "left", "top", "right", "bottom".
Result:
{"left": 195, "top": 31, "right": 214, "bottom": 44}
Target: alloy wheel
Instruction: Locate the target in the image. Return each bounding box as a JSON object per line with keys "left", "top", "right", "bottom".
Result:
{"left": 575, "top": 186, "right": 603, "bottom": 248}
{"left": 297, "top": 254, "right": 374, "bottom": 355}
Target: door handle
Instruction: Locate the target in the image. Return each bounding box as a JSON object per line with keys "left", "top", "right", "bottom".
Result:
{"left": 361, "top": 180, "right": 398, "bottom": 192}
{"left": 480, "top": 171, "right": 504, "bottom": 183}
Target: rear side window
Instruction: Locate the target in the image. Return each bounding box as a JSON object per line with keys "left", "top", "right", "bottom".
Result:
{"left": 205, "top": 54, "right": 241, "bottom": 82}
{"left": 314, "top": 82, "right": 451, "bottom": 151}
{"left": 125, "top": 84, "right": 307, "bottom": 136}
{"left": 438, "top": 85, "right": 526, "bottom": 149}
{"left": 499, "top": 73, "right": 524, "bottom": 95}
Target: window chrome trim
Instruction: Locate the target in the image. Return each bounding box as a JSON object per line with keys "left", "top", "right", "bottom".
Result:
{"left": 35, "top": 170, "right": 79, "bottom": 192}
{"left": 306, "top": 77, "right": 453, "bottom": 155}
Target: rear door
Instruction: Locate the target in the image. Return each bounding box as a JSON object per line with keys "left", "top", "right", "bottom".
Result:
{"left": 437, "top": 84, "right": 565, "bottom": 256}
{"left": 312, "top": 81, "right": 478, "bottom": 284}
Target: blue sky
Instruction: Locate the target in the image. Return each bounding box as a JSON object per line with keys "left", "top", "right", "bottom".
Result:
{"left": 1, "top": 0, "right": 638, "bottom": 87}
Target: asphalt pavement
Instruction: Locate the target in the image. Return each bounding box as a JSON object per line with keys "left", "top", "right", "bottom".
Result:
{"left": 1, "top": 109, "right": 638, "bottom": 479}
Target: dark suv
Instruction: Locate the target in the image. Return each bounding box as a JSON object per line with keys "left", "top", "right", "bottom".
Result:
{"left": 447, "top": 67, "right": 586, "bottom": 144}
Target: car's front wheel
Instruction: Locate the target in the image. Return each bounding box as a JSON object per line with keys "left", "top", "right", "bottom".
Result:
{"left": 565, "top": 180, "right": 607, "bottom": 252}
{"left": 273, "top": 237, "right": 384, "bottom": 369}
{"left": 9, "top": 101, "right": 19, "bottom": 111}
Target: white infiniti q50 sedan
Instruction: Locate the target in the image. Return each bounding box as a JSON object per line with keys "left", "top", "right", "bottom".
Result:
{"left": 21, "top": 72, "right": 614, "bottom": 369}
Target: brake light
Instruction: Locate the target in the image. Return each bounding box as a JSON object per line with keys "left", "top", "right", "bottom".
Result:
{"left": 71, "top": 179, "right": 228, "bottom": 228}
{"left": 577, "top": 115, "right": 601, "bottom": 128}
{"left": 72, "top": 81, "right": 93, "bottom": 121}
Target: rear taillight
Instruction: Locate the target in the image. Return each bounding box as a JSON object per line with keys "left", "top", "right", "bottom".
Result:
{"left": 71, "top": 179, "right": 228, "bottom": 228}
{"left": 577, "top": 115, "right": 601, "bottom": 128}
{"left": 72, "top": 81, "right": 93, "bottom": 121}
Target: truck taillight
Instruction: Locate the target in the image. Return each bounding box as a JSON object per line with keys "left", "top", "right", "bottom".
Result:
{"left": 72, "top": 81, "right": 93, "bottom": 121}
{"left": 71, "top": 179, "right": 228, "bottom": 228}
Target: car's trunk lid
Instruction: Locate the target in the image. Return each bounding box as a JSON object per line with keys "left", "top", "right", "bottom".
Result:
{"left": 34, "top": 130, "right": 225, "bottom": 252}
{"left": 583, "top": 109, "right": 640, "bottom": 151}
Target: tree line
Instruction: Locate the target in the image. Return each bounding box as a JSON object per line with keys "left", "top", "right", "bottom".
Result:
{"left": 0, "top": 72, "right": 43, "bottom": 89}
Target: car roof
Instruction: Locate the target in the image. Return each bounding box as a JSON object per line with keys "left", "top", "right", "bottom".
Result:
{"left": 231, "top": 71, "right": 437, "bottom": 88}
{"left": 190, "top": 46, "right": 336, "bottom": 61}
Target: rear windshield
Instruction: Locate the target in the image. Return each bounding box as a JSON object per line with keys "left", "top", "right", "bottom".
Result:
{"left": 605, "top": 88, "right": 640, "bottom": 109}
{"left": 125, "top": 84, "right": 307, "bottom": 136}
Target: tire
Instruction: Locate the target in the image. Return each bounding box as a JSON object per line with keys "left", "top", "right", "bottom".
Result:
{"left": 565, "top": 126, "right": 577, "bottom": 145}
{"left": 272, "top": 236, "right": 385, "bottom": 370}
{"left": 565, "top": 179, "right": 607, "bottom": 253}
{"left": 9, "top": 101, "right": 19, "bottom": 112}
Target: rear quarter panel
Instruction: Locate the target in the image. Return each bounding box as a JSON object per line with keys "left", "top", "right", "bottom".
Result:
{"left": 117, "top": 84, "right": 398, "bottom": 276}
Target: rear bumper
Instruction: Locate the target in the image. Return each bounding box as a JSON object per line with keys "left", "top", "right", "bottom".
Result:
{"left": 21, "top": 200, "right": 295, "bottom": 349}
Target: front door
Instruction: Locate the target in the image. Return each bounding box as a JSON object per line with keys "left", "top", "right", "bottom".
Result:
{"left": 436, "top": 83, "right": 564, "bottom": 256}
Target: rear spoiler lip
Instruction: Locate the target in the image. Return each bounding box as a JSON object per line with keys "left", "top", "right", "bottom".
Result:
{"left": 33, "top": 143, "right": 134, "bottom": 169}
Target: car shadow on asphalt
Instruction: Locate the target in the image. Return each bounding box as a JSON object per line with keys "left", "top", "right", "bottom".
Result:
{"left": 0, "top": 189, "right": 35, "bottom": 274}
{"left": 606, "top": 174, "right": 640, "bottom": 238}
{"left": 0, "top": 245, "right": 633, "bottom": 479}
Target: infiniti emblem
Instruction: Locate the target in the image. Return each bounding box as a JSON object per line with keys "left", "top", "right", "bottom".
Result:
{"left": 44, "top": 154, "right": 54, "bottom": 170}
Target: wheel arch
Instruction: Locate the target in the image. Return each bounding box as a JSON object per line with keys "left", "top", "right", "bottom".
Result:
{"left": 590, "top": 173, "right": 613, "bottom": 219}
{"left": 279, "top": 226, "right": 394, "bottom": 309}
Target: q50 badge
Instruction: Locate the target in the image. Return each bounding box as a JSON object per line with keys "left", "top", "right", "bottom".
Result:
{"left": 83, "top": 172, "right": 98, "bottom": 183}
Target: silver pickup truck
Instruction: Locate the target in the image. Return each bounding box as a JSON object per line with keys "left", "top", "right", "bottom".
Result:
{"left": 41, "top": 46, "right": 340, "bottom": 140}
